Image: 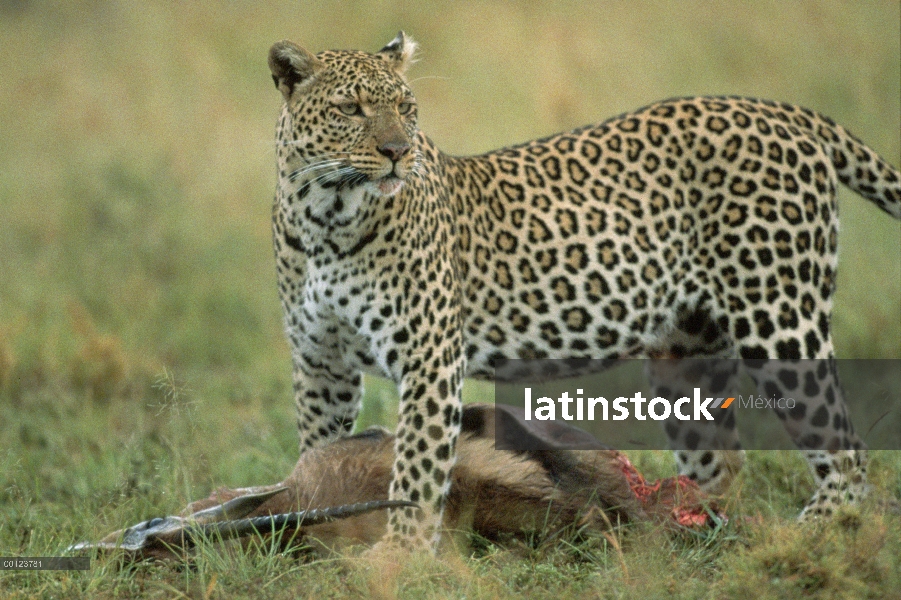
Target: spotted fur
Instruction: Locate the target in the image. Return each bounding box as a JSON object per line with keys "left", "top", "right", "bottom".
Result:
{"left": 268, "top": 32, "right": 901, "bottom": 550}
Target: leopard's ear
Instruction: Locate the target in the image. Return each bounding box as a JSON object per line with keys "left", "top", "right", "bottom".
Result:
{"left": 377, "top": 31, "right": 418, "bottom": 75}
{"left": 268, "top": 40, "right": 324, "bottom": 101}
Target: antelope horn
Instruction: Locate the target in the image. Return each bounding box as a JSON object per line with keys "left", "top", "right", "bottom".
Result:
{"left": 190, "top": 487, "right": 289, "bottom": 522}
{"left": 187, "top": 500, "right": 419, "bottom": 542}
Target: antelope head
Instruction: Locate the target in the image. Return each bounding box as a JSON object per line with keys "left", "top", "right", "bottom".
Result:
{"left": 68, "top": 486, "right": 416, "bottom": 561}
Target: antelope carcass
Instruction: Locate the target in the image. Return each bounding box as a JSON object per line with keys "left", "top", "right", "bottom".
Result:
{"left": 71, "top": 404, "right": 719, "bottom": 560}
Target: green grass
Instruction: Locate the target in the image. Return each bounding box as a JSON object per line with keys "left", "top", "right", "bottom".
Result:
{"left": 1, "top": 1, "right": 899, "bottom": 598}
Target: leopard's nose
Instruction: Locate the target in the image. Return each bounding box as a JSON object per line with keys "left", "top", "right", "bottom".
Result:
{"left": 377, "top": 142, "right": 411, "bottom": 163}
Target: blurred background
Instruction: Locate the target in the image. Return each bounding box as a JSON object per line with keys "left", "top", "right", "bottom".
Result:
{"left": 0, "top": 1, "right": 898, "bottom": 500}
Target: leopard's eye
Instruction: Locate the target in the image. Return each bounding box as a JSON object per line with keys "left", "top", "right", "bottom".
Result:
{"left": 335, "top": 102, "right": 362, "bottom": 116}
{"left": 397, "top": 101, "right": 415, "bottom": 116}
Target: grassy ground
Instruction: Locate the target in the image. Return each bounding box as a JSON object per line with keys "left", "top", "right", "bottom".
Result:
{"left": 1, "top": 1, "right": 899, "bottom": 598}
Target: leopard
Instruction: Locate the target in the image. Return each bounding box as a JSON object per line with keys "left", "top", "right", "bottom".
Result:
{"left": 266, "top": 32, "right": 901, "bottom": 551}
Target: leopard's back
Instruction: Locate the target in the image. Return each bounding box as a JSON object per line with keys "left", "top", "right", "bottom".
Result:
{"left": 451, "top": 96, "right": 900, "bottom": 375}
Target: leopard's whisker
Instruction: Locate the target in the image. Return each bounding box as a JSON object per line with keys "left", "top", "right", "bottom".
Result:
{"left": 287, "top": 160, "right": 346, "bottom": 182}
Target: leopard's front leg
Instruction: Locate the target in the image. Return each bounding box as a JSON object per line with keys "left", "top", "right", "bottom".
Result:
{"left": 288, "top": 344, "right": 364, "bottom": 452}
{"left": 382, "top": 365, "right": 464, "bottom": 550}
{"left": 377, "top": 299, "right": 466, "bottom": 552}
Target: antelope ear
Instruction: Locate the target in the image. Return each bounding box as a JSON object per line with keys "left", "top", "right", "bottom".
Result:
{"left": 493, "top": 403, "right": 609, "bottom": 450}
{"left": 377, "top": 31, "right": 418, "bottom": 75}
{"left": 268, "top": 40, "right": 324, "bottom": 101}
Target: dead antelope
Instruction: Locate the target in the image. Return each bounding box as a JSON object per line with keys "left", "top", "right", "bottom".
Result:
{"left": 71, "top": 404, "right": 719, "bottom": 561}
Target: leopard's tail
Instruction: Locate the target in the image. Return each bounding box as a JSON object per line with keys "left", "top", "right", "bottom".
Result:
{"left": 810, "top": 112, "right": 901, "bottom": 219}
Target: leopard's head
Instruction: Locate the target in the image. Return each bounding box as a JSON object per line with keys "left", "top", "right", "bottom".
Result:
{"left": 269, "top": 32, "right": 419, "bottom": 198}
